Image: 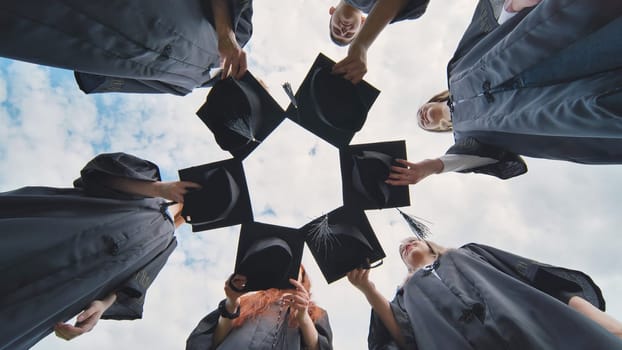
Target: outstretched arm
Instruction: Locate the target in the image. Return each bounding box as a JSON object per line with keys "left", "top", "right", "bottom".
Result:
{"left": 101, "top": 176, "right": 200, "bottom": 203}
{"left": 386, "top": 158, "right": 444, "bottom": 186}
{"left": 211, "top": 0, "right": 248, "bottom": 79}
{"left": 333, "top": 0, "right": 408, "bottom": 84}
{"left": 212, "top": 274, "right": 247, "bottom": 347}
{"left": 347, "top": 269, "right": 406, "bottom": 348}
{"left": 569, "top": 296, "right": 622, "bottom": 339}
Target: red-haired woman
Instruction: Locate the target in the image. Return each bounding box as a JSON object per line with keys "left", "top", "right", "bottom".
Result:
{"left": 186, "top": 266, "right": 332, "bottom": 350}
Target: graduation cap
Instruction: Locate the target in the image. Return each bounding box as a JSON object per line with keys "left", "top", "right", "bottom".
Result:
{"left": 178, "top": 159, "right": 253, "bottom": 232}
{"left": 301, "top": 206, "right": 385, "bottom": 283}
{"left": 284, "top": 53, "right": 380, "bottom": 148}
{"left": 197, "top": 71, "right": 286, "bottom": 159}
{"left": 340, "top": 140, "right": 410, "bottom": 209}
{"left": 233, "top": 222, "right": 304, "bottom": 291}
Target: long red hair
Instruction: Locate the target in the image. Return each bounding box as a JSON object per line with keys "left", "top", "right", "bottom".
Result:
{"left": 232, "top": 265, "right": 324, "bottom": 328}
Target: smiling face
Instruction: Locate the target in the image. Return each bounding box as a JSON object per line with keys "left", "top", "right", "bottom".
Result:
{"left": 417, "top": 102, "right": 452, "bottom": 131}
{"left": 329, "top": 4, "right": 365, "bottom": 46}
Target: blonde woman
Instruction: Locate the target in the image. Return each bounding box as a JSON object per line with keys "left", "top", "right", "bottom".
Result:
{"left": 348, "top": 237, "right": 622, "bottom": 349}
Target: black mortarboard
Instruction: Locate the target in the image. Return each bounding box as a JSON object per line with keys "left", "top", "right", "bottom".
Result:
{"left": 284, "top": 53, "right": 380, "bottom": 148}
{"left": 178, "top": 159, "right": 253, "bottom": 232}
{"left": 340, "top": 140, "right": 410, "bottom": 209}
{"left": 234, "top": 222, "right": 304, "bottom": 291}
{"left": 196, "top": 71, "right": 286, "bottom": 160}
{"left": 301, "top": 206, "right": 385, "bottom": 283}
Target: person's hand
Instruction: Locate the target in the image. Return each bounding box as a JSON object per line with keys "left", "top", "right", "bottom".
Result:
{"left": 218, "top": 31, "right": 247, "bottom": 80}
{"left": 332, "top": 42, "right": 368, "bottom": 84}
{"left": 385, "top": 159, "right": 444, "bottom": 186}
{"left": 156, "top": 181, "right": 201, "bottom": 203}
{"left": 347, "top": 268, "right": 375, "bottom": 294}
{"left": 504, "top": 0, "right": 541, "bottom": 12}
{"left": 283, "top": 278, "right": 312, "bottom": 324}
{"left": 223, "top": 274, "right": 247, "bottom": 313}
{"left": 54, "top": 297, "right": 114, "bottom": 341}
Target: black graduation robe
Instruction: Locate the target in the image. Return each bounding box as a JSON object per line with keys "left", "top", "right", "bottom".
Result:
{"left": 444, "top": 0, "right": 622, "bottom": 179}
{"left": 0, "top": 153, "right": 177, "bottom": 350}
{"left": 186, "top": 301, "right": 333, "bottom": 350}
{"left": 368, "top": 243, "right": 622, "bottom": 350}
{"left": 0, "top": 0, "right": 253, "bottom": 95}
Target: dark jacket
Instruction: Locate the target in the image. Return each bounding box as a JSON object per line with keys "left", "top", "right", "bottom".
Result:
{"left": 0, "top": 153, "right": 177, "bottom": 350}
{"left": 445, "top": 0, "right": 622, "bottom": 179}
{"left": 0, "top": 0, "right": 253, "bottom": 95}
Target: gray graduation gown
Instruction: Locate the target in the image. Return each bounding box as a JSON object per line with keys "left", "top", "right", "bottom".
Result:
{"left": 0, "top": 0, "right": 253, "bottom": 95}
{"left": 445, "top": 0, "right": 622, "bottom": 179}
{"left": 368, "top": 243, "right": 622, "bottom": 350}
{"left": 186, "top": 301, "right": 333, "bottom": 350}
{"left": 0, "top": 153, "right": 177, "bottom": 350}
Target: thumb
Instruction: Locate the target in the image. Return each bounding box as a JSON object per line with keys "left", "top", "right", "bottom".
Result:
{"left": 77, "top": 304, "right": 99, "bottom": 322}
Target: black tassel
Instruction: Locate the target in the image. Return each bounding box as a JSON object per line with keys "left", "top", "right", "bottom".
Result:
{"left": 282, "top": 82, "right": 298, "bottom": 108}
{"left": 397, "top": 208, "right": 432, "bottom": 240}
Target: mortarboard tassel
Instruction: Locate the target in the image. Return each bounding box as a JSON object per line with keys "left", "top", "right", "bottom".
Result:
{"left": 282, "top": 82, "right": 298, "bottom": 109}
{"left": 224, "top": 115, "right": 257, "bottom": 142}
{"left": 397, "top": 208, "right": 432, "bottom": 240}
{"left": 307, "top": 214, "right": 339, "bottom": 257}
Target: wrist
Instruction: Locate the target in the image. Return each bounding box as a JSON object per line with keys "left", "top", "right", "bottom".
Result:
{"left": 428, "top": 158, "right": 444, "bottom": 174}
{"left": 219, "top": 298, "right": 240, "bottom": 319}
{"left": 225, "top": 298, "right": 240, "bottom": 314}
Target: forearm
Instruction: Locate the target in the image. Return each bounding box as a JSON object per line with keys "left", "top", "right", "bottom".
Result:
{"left": 352, "top": 0, "right": 409, "bottom": 50}
{"left": 569, "top": 296, "right": 622, "bottom": 339}
{"left": 211, "top": 298, "right": 240, "bottom": 348}
{"left": 362, "top": 287, "right": 406, "bottom": 348}
{"left": 100, "top": 175, "right": 163, "bottom": 198}
{"left": 298, "top": 313, "right": 320, "bottom": 350}
{"left": 211, "top": 0, "right": 234, "bottom": 38}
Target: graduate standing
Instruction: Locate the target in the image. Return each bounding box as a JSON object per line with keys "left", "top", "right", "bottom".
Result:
{"left": 0, "top": 0, "right": 252, "bottom": 95}
{"left": 0, "top": 153, "right": 199, "bottom": 349}
{"left": 387, "top": 0, "right": 622, "bottom": 186}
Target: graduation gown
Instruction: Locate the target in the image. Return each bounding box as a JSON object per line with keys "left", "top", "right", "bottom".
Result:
{"left": 186, "top": 301, "right": 333, "bottom": 350}
{"left": 0, "top": 153, "right": 177, "bottom": 350}
{"left": 0, "top": 0, "right": 253, "bottom": 95}
{"left": 368, "top": 243, "right": 622, "bottom": 350}
{"left": 445, "top": 0, "right": 622, "bottom": 179}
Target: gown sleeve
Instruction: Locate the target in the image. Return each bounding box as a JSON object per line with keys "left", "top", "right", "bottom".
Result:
{"left": 185, "top": 309, "right": 221, "bottom": 350}
{"left": 102, "top": 238, "right": 178, "bottom": 320}
{"left": 461, "top": 243, "right": 606, "bottom": 310}
{"left": 446, "top": 137, "right": 528, "bottom": 179}
{"left": 315, "top": 310, "right": 334, "bottom": 350}
{"left": 74, "top": 72, "right": 191, "bottom": 95}
{"left": 368, "top": 292, "right": 417, "bottom": 350}
{"left": 392, "top": 0, "right": 430, "bottom": 23}
{"left": 73, "top": 152, "right": 162, "bottom": 199}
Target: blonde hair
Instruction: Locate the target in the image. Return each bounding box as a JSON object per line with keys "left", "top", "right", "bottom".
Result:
{"left": 417, "top": 90, "right": 453, "bottom": 132}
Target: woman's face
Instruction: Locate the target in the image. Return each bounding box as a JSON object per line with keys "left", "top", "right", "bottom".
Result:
{"left": 399, "top": 238, "right": 430, "bottom": 268}
{"left": 417, "top": 102, "right": 450, "bottom": 131}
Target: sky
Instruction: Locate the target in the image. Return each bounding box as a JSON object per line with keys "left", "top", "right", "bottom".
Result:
{"left": 2, "top": 1, "right": 622, "bottom": 349}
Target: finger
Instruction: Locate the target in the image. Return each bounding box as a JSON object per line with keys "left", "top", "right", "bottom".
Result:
{"left": 77, "top": 305, "right": 98, "bottom": 323}
{"left": 236, "top": 53, "right": 248, "bottom": 79}
{"left": 221, "top": 58, "right": 231, "bottom": 79}
{"left": 390, "top": 166, "right": 410, "bottom": 174}
{"left": 181, "top": 181, "right": 202, "bottom": 189}
{"left": 386, "top": 179, "right": 413, "bottom": 186}
{"left": 288, "top": 278, "right": 307, "bottom": 293}
{"left": 229, "top": 56, "right": 241, "bottom": 80}
{"left": 395, "top": 159, "right": 416, "bottom": 168}
{"left": 387, "top": 173, "right": 404, "bottom": 180}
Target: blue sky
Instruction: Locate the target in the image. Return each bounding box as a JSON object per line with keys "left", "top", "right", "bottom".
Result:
{"left": 2, "top": 1, "right": 622, "bottom": 349}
